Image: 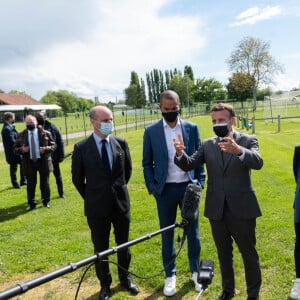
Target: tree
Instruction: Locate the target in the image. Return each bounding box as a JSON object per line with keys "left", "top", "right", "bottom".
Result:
{"left": 194, "top": 77, "right": 226, "bottom": 103}
{"left": 184, "top": 65, "right": 194, "bottom": 81}
{"left": 40, "top": 90, "right": 78, "bottom": 114}
{"left": 227, "top": 36, "right": 283, "bottom": 111}
{"left": 227, "top": 72, "right": 255, "bottom": 107}
{"left": 124, "top": 71, "right": 146, "bottom": 108}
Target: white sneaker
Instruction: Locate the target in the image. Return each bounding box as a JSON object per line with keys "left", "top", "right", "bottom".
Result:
{"left": 291, "top": 278, "right": 300, "bottom": 299}
{"left": 163, "top": 275, "right": 176, "bottom": 296}
{"left": 191, "top": 272, "right": 202, "bottom": 292}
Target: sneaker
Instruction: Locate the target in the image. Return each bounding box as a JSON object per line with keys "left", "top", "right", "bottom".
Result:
{"left": 291, "top": 278, "right": 300, "bottom": 299}
{"left": 191, "top": 272, "right": 202, "bottom": 292}
{"left": 163, "top": 275, "right": 176, "bottom": 296}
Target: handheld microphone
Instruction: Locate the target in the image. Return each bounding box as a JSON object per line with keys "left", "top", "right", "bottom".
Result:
{"left": 181, "top": 183, "right": 202, "bottom": 225}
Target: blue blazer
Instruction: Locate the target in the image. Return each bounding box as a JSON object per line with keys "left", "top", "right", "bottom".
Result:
{"left": 142, "top": 118, "right": 205, "bottom": 195}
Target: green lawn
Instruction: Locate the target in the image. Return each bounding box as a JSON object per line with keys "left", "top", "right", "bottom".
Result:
{"left": 0, "top": 114, "right": 299, "bottom": 299}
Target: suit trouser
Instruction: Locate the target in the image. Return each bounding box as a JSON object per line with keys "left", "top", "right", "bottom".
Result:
{"left": 295, "top": 222, "right": 300, "bottom": 277}
{"left": 87, "top": 211, "right": 131, "bottom": 286}
{"left": 52, "top": 160, "right": 63, "bottom": 196}
{"left": 209, "top": 207, "right": 261, "bottom": 298}
{"left": 27, "top": 160, "right": 50, "bottom": 205}
{"left": 155, "top": 182, "right": 200, "bottom": 277}
{"left": 9, "top": 162, "right": 26, "bottom": 186}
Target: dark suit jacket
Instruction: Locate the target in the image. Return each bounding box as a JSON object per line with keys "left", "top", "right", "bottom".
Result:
{"left": 143, "top": 119, "right": 206, "bottom": 195}
{"left": 13, "top": 128, "right": 56, "bottom": 176}
{"left": 1, "top": 122, "right": 21, "bottom": 164}
{"left": 72, "top": 134, "right": 132, "bottom": 218}
{"left": 175, "top": 131, "right": 263, "bottom": 220}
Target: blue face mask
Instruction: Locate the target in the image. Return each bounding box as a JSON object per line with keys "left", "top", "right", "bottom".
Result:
{"left": 26, "top": 124, "right": 35, "bottom": 131}
{"left": 99, "top": 122, "right": 114, "bottom": 136}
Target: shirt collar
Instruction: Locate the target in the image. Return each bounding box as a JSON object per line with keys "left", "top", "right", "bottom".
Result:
{"left": 93, "top": 132, "right": 110, "bottom": 144}
{"left": 162, "top": 117, "right": 181, "bottom": 128}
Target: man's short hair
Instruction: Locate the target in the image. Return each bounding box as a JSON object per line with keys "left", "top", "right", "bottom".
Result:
{"left": 211, "top": 103, "right": 236, "bottom": 118}
{"left": 159, "top": 90, "right": 180, "bottom": 104}
{"left": 3, "top": 112, "right": 14, "bottom": 122}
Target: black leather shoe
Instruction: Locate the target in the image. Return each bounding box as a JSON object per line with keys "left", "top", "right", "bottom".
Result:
{"left": 121, "top": 278, "right": 139, "bottom": 294}
{"left": 59, "top": 194, "right": 66, "bottom": 199}
{"left": 217, "top": 290, "right": 234, "bottom": 300}
{"left": 247, "top": 297, "right": 259, "bottom": 300}
{"left": 13, "top": 184, "right": 20, "bottom": 189}
{"left": 29, "top": 204, "right": 36, "bottom": 210}
{"left": 99, "top": 285, "right": 111, "bottom": 300}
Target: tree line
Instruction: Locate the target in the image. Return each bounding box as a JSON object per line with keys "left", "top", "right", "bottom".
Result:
{"left": 2, "top": 36, "right": 298, "bottom": 113}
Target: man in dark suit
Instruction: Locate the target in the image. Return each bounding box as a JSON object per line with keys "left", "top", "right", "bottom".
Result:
{"left": 35, "top": 111, "right": 65, "bottom": 198}
{"left": 72, "top": 105, "right": 138, "bottom": 300}
{"left": 14, "top": 115, "right": 56, "bottom": 210}
{"left": 142, "top": 90, "right": 205, "bottom": 296}
{"left": 1, "top": 112, "right": 26, "bottom": 188}
{"left": 174, "top": 103, "right": 263, "bottom": 300}
{"left": 290, "top": 145, "right": 300, "bottom": 299}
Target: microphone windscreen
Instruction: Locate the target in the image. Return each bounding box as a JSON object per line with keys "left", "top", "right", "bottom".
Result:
{"left": 181, "top": 183, "right": 202, "bottom": 222}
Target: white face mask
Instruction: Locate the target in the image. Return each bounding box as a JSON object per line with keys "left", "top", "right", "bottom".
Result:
{"left": 99, "top": 122, "right": 114, "bottom": 136}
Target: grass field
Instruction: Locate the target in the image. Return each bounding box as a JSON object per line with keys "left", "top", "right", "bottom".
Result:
{"left": 1, "top": 112, "right": 300, "bottom": 299}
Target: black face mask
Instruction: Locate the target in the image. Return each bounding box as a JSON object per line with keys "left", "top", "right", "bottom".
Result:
{"left": 162, "top": 111, "right": 179, "bottom": 123}
{"left": 213, "top": 123, "right": 229, "bottom": 138}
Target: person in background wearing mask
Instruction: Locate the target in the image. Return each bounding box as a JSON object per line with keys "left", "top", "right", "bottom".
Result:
{"left": 14, "top": 115, "right": 56, "bottom": 210}
{"left": 173, "top": 103, "right": 263, "bottom": 300}
{"left": 72, "top": 106, "right": 138, "bottom": 300}
{"left": 35, "top": 111, "right": 65, "bottom": 199}
{"left": 142, "top": 90, "right": 206, "bottom": 296}
{"left": 290, "top": 145, "right": 300, "bottom": 299}
{"left": 1, "top": 112, "right": 26, "bottom": 188}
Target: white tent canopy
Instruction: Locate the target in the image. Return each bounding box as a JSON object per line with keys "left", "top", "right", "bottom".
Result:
{"left": 0, "top": 104, "right": 61, "bottom": 112}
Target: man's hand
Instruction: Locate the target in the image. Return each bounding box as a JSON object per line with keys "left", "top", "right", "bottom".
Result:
{"left": 173, "top": 133, "right": 186, "bottom": 156}
{"left": 218, "top": 132, "right": 242, "bottom": 156}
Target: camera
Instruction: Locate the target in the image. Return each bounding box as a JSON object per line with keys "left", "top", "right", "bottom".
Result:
{"left": 198, "top": 260, "right": 214, "bottom": 288}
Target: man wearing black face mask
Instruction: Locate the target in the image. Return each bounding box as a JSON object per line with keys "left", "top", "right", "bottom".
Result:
{"left": 14, "top": 115, "right": 56, "bottom": 210}
{"left": 143, "top": 90, "right": 206, "bottom": 296}
{"left": 174, "top": 103, "right": 263, "bottom": 300}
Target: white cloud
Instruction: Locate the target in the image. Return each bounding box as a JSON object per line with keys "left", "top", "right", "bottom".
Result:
{"left": 0, "top": 0, "right": 206, "bottom": 101}
{"left": 230, "top": 5, "right": 282, "bottom": 27}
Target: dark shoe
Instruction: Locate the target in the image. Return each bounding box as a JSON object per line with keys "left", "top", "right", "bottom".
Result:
{"left": 13, "top": 183, "right": 20, "bottom": 189}
{"left": 99, "top": 285, "right": 111, "bottom": 300}
{"left": 247, "top": 297, "right": 259, "bottom": 300}
{"left": 121, "top": 278, "right": 139, "bottom": 295}
{"left": 217, "top": 290, "right": 234, "bottom": 300}
{"left": 29, "top": 204, "right": 36, "bottom": 210}
{"left": 20, "top": 180, "right": 27, "bottom": 186}
{"left": 59, "top": 194, "right": 66, "bottom": 199}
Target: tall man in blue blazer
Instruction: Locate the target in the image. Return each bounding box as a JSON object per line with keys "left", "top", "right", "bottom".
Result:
{"left": 174, "top": 103, "right": 263, "bottom": 300}
{"left": 142, "top": 90, "right": 206, "bottom": 296}
{"left": 72, "top": 106, "right": 138, "bottom": 300}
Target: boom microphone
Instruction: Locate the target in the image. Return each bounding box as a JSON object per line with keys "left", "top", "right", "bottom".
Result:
{"left": 181, "top": 183, "right": 202, "bottom": 224}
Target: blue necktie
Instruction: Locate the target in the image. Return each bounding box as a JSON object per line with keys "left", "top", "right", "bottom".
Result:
{"left": 101, "top": 140, "right": 111, "bottom": 174}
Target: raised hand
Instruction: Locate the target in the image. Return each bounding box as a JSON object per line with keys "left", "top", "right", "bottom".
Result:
{"left": 173, "top": 133, "right": 185, "bottom": 156}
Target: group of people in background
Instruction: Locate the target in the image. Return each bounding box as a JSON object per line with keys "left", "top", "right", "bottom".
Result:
{"left": 2, "top": 89, "right": 299, "bottom": 300}
{"left": 1, "top": 111, "right": 65, "bottom": 210}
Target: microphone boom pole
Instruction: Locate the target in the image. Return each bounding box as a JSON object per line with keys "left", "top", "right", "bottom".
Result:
{"left": 0, "top": 223, "right": 182, "bottom": 300}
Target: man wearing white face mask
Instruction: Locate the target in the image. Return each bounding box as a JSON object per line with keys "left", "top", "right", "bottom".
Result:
{"left": 72, "top": 106, "right": 138, "bottom": 300}
{"left": 174, "top": 103, "right": 263, "bottom": 300}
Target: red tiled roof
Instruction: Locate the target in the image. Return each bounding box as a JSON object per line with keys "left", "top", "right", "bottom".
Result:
{"left": 0, "top": 93, "right": 40, "bottom": 105}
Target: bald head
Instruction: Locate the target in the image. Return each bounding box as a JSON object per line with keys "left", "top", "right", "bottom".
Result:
{"left": 89, "top": 106, "right": 113, "bottom": 137}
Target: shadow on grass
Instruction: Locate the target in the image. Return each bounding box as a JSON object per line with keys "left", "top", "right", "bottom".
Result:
{"left": 0, "top": 185, "right": 29, "bottom": 222}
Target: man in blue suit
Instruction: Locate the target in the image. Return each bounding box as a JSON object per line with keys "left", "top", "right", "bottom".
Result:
{"left": 142, "top": 90, "right": 205, "bottom": 296}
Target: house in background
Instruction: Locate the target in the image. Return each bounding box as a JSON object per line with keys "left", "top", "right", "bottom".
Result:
{"left": 0, "top": 93, "right": 60, "bottom": 121}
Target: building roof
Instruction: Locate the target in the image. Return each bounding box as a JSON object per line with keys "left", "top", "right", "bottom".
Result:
{"left": 0, "top": 93, "right": 41, "bottom": 105}
{"left": 0, "top": 93, "right": 61, "bottom": 111}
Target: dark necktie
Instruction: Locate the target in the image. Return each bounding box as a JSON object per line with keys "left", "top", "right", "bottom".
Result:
{"left": 31, "top": 132, "right": 37, "bottom": 161}
{"left": 101, "top": 139, "right": 111, "bottom": 174}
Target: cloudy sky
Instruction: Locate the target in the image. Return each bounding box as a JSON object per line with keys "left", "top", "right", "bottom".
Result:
{"left": 0, "top": 0, "right": 299, "bottom": 102}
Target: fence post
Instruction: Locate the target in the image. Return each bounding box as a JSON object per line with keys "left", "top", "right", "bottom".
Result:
{"left": 252, "top": 117, "right": 255, "bottom": 134}
{"left": 277, "top": 115, "right": 281, "bottom": 132}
